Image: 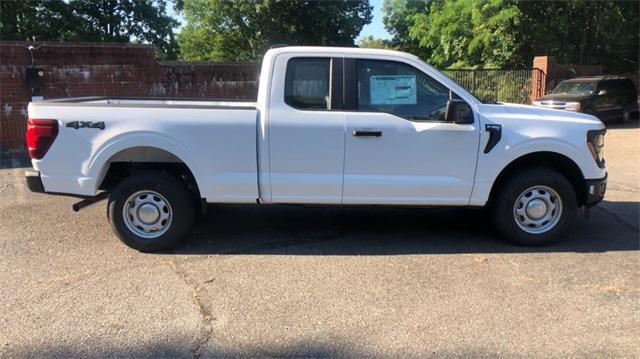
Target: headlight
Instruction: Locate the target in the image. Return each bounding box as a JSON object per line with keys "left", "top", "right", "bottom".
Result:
{"left": 587, "top": 129, "right": 606, "bottom": 168}
{"left": 565, "top": 102, "right": 581, "bottom": 112}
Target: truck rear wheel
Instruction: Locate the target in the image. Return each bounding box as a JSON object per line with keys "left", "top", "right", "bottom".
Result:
{"left": 108, "top": 172, "right": 194, "bottom": 252}
{"left": 491, "top": 167, "right": 576, "bottom": 246}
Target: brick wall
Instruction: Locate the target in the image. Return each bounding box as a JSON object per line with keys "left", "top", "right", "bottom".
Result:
{"left": 0, "top": 41, "right": 260, "bottom": 161}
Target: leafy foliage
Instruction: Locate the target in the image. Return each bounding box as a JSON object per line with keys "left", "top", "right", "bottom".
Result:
{"left": 517, "top": 0, "right": 639, "bottom": 73}
{"left": 357, "top": 35, "right": 390, "bottom": 49}
{"left": 178, "top": 0, "right": 373, "bottom": 61}
{"left": 381, "top": 0, "right": 430, "bottom": 58}
{"left": 1, "top": 1, "right": 73, "bottom": 41}
{"left": 0, "top": 0, "right": 179, "bottom": 59}
{"left": 409, "top": 0, "right": 521, "bottom": 69}
{"left": 384, "top": 0, "right": 639, "bottom": 72}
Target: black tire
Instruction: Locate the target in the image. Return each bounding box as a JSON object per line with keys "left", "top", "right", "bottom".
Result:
{"left": 491, "top": 167, "right": 577, "bottom": 246}
{"left": 108, "top": 172, "right": 194, "bottom": 252}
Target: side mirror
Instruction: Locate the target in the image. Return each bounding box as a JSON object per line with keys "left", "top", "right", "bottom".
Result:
{"left": 445, "top": 99, "right": 473, "bottom": 124}
{"left": 598, "top": 89, "right": 608, "bottom": 96}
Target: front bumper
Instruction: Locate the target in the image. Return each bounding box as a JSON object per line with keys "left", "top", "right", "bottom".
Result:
{"left": 25, "top": 170, "right": 45, "bottom": 193}
{"left": 585, "top": 173, "right": 607, "bottom": 207}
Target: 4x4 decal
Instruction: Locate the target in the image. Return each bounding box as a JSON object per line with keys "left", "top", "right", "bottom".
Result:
{"left": 66, "top": 121, "right": 105, "bottom": 130}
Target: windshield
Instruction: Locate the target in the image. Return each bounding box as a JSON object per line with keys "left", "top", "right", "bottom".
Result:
{"left": 552, "top": 81, "right": 596, "bottom": 95}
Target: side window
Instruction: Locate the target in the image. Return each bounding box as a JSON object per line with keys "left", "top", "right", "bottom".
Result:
{"left": 618, "top": 79, "right": 635, "bottom": 96}
{"left": 598, "top": 80, "right": 614, "bottom": 95}
{"left": 356, "top": 59, "right": 453, "bottom": 121}
{"left": 285, "top": 58, "right": 331, "bottom": 110}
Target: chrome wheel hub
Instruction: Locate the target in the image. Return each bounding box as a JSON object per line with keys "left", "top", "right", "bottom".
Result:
{"left": 138, "top": 203, "right": 160, "bottom": 224}
{"left": 526, "top": 199, "right": 547, "bottom": 219}
{"left": 513, "top": 185, "right": 562, "bottom": 234}
{"left": 123, "top": 190, "right": 172, "bottom": 239}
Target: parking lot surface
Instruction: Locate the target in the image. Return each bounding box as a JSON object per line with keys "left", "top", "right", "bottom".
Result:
{"left": 1, "top": 125, "right": 638, "bottom": 358}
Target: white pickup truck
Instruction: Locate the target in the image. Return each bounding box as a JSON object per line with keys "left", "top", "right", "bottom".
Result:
{"left": 25, "top": 46, "right": 607, "bottom": 251}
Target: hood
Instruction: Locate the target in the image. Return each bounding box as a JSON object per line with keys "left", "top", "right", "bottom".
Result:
{"left": 477, "top": 102, "right": 603, "bottom": 126}
{"left": 535, "top": 93, "right": 593, "bottom": 102}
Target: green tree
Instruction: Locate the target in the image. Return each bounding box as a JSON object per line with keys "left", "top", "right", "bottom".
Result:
{"left": 384, "top": 0, "right": 638, "bottom": 72}
{"left": 0, "top": 0, "right": 179, "bottom": 59}
{"left": 70, "top": 0, "right": 179, "bottom": 58}
{"left": 178, "top": 0, "right": 373, "bottom": 61}
{"left": 0, "top": 0, "right": 76, "bottom": 41}
{"left": 381, "top": 0, "right": 430, "bottom": 58}
{"left": 409, "top": 0, "right": 522, "bottom": 68}
{"left": 357, "top": 35, "right": 390, "bottom": 49}
{"left": 517, "top": 0, "right": 639, "bottom": 73}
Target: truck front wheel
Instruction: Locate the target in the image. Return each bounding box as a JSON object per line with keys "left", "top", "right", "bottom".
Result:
{"left": 108, "top": 172, "right": 194, "bottom": 252}
{"left": 491, "top": 167, "right": 577, "bottom": 246}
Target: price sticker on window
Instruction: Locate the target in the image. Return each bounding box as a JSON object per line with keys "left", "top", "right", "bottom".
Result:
{"left": 370, "top": 75, "right": 417, "bottom": 105}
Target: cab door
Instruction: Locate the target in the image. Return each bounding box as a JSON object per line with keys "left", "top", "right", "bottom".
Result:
{"left": 267, "top": 55, "right": 346, "bottom": 203}
{"left": 342, "top": 58, "right": 480, "bottom": 205}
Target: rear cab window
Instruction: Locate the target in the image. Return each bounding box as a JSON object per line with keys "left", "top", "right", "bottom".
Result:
{"left": 284, "top": 58, "right": 331, "bottom": 110}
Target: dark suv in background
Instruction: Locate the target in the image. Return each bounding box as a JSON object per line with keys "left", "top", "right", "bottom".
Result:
{"left": 533, "top": 76, "right": 638, "bottom": 123}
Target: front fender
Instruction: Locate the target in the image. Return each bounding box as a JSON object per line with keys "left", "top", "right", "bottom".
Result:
{"left": 500, "top": 138, "right": 589, "bottom": 176}
{"left": 470, "top": 138, "right": 601, "bottom": 206}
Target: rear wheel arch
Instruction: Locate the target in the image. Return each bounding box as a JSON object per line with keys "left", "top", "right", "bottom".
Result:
{"left": 87, "top": 133, "right": 206, "bottom": 194}
{"left": 98, "top": 146, "right": 203, "bottom": 206}
{"left": 488, "top": 151, "right": 588, "bottom": 206}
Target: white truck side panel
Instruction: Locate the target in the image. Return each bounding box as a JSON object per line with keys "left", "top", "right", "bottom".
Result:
{"left": 28, "top": 104, "right": 259, "bottom": 202}
{"left": 343, "top": 112, "right": 479, "bottom": 205}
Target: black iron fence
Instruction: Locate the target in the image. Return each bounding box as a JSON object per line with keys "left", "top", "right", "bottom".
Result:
{"left": 442, "top": 68, "right": 546, "bottom": 104}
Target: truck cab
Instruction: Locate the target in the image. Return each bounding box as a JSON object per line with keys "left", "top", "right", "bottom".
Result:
{"left": 259, "top": 48, "right": 481, "bottom": 205}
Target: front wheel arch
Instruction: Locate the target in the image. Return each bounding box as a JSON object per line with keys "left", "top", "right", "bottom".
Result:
{"left": 488, "top": 151, "right": 587, "bottom": 207}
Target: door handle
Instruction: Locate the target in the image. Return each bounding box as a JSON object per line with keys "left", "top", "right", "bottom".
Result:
{"left": 352, "top": 130, "right": 382, "bottom": 137}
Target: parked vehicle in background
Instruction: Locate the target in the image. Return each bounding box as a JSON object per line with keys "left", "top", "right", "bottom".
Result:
{"left": 25, "top": 46, "right": 607, "bottom": 252}
{"left": 533, "top": 76, "right": 638, "bottom": 123}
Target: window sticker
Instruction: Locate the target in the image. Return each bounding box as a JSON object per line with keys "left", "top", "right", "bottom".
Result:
{"left": 370, "top": 75, "right": 417, "bottom": 105}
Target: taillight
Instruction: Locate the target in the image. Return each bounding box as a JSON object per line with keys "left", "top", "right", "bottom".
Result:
{"left": 26, "top": 119, "right": 58, "bottom": 159}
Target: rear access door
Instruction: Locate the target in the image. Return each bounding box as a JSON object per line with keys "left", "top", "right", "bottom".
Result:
{"left": 267, "top": 54, "right": 346, "bottom": 203}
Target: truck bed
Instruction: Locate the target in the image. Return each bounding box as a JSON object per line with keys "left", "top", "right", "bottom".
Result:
{"left": 28, "top": 96, "right": 260, "bottom": 202}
